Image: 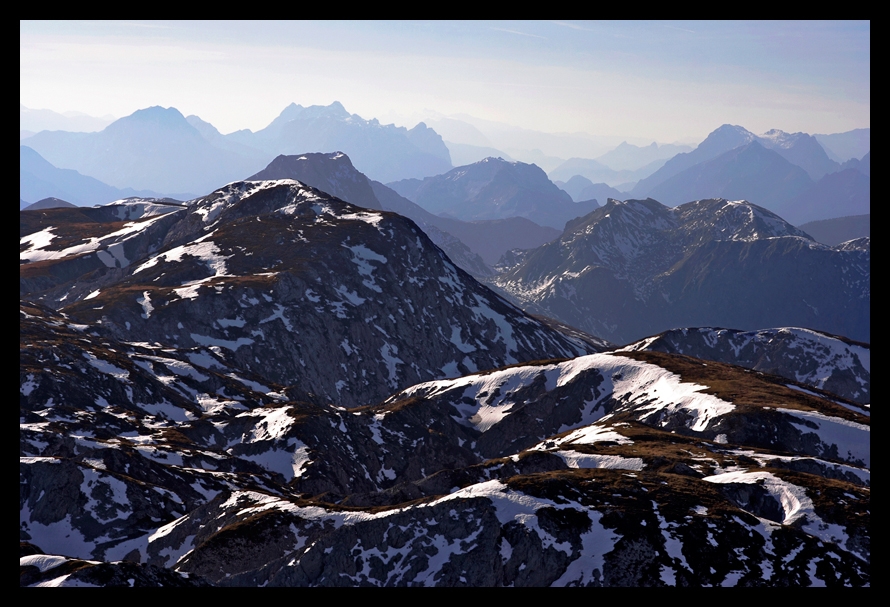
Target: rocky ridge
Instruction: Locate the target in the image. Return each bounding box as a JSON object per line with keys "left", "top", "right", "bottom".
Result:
{"left": 620, "top": 327, "right": 870, "bottom": 404}
{"left": 20, "top": 176, "right": 869, "bottom": 587}
{"left": 21, "top": 304, "right": 870, "bottom": 585}
{"left": 493, "top": 198, "right": 870, "bottom": 345}
{"left": 21, "top": 180, "right": 600, "bottom": 409}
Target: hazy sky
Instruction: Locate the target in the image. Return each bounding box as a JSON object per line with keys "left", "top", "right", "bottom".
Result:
{"left": 20, "top": 20, "right": 869, "bottom": 144}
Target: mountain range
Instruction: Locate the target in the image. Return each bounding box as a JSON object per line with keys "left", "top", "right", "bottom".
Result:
{"left": 387, "top": 157, "right": 600, "bottom": 230}
{"left": 20, "top": 145, "right": 169, "bottom": 207}
{"left": 493, "top": 197, "right": 869, "bottom": 345}
{"left": 19, "top": 110, "right": 870, "bottom": 587}
{"left": 798, "top": 214, "right": 870, "bottom": 247}
{"left": 245, "top": 152, "right": 561, "bottom": 272}
{"left": 21, "top": 172, "right": 870, "bottom": 586}
{"left": 21, "top": 102, "right": 457, "bottom": 198}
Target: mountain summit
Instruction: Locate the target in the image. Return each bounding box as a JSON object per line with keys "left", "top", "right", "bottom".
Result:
{"left": 388, "top": 157, "right": 599, "bottom": 230}
{"left": 494, "top": 197, "right": 869, "bottom": 344}
{"left": 21, "top": 180, "right": 598, "bottom": 407}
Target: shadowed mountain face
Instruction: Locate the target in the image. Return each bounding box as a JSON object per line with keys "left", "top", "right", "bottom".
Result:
{"left": 388, "top": 157, "right": 598, "bottom": 230}
{"left": 21, "top": 302, "right": 870, "bottom": 585}
{"left": 20, "top": 180, "right": 598, "bottom": 409}
{"left": 22, "top": 102, "right": 457, "bottom": 197}
{"left": 757, "top": 129, "right": 839, "bottom": 181}
{"left": 493, "top": 198, "right": 869, "bottom": 345}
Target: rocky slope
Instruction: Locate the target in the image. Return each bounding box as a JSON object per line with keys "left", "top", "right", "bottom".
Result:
{"left": 620, "top": 327, "right": 869, "bottom": 404}
{"left": 20, "top": 181, "right": 599, "bottom": 409}
{"left": 20, "top": 174, "right": 869, "bottom": 587}
{"left": 493, "top": 198, "right": 870, "bottom": 345}
{"left": 21, "top": 303, "right": 870, "bottom": 586}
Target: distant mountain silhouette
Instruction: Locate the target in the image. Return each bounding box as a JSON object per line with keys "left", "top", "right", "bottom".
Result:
{"left": 781, "top": 169, "right": 870, "bottom": 226}
{"left": 20, "top": 145, "right": 165, "bottom": 206}
{"left": 21, "top": 197, "right": 78, "bottom": 211}
{"left": 20, "top": 104, "right": 114, "bottom": 133}
{"left": 594, "top": 140, "right": 692, "bottom": 172}
{"left": 388, "top": 157, "right": 598, "bottom": 230}
{"left": 548, "top": 156, "right": 664, "bottom": 187}
{"left": 444, "top": 141, "right": 514, "bottom": 166}
{"left": 840, "top": 152, "right": 870, "bottom": 176}
{"left": 633, "top": 125, "right": 852, "bottom": 198}
{"left": 814, "top": 128, "right": 870, "bottom": 163}
{"left": 630, "top": 125, "right": 756, "bottom": 197}
{"left": 233, "top": 102, "right": 453, "bottom": 183}
{"left": 757, "top": 129, "right": 839, "bottom": 180}
{"left": 24, "top": 106, "right": 264, "bottom": 196}
{"left": 645, "top": 141, "right": 814, "bottom": 211}
{"left": 798, "top": 214, "right": 870, "bottom": 247}
{"left": 556, "top": 175, "right": 595, "bottom": 201}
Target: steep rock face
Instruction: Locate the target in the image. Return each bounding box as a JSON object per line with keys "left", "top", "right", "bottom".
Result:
{"left": 21, "top": 181, "right": 596, "bottom": 408}
{"left": 21, "top": 311, "right": 870, "bottom": 586}
{"left": 493, "top": 198, "right": 869, "bottom": 344}
{"left": 621, "top": 327, "right": 870, "bottom": 404}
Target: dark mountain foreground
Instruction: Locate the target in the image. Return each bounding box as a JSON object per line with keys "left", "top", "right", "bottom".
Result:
{"left": 20, "top": 174, "right": 869, "bottom": 586}
{"left": 20, "top": 180, "right": 600, "bottom": 410}
{"left": 21, "top": 300, "right": 869, "bottom": 586}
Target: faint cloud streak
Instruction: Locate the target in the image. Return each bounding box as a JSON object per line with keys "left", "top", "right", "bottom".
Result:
{"left": 489, "top": 27, "right": 546, "bottom": 39}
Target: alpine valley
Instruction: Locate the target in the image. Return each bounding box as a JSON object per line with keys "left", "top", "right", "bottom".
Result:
{"left": 20, "top": 105, "right": 869, "bottom": 587}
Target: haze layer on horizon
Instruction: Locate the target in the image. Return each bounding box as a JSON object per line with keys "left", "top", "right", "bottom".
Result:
{"left": 21, "top": 20, "right": 869, "bottom": 145}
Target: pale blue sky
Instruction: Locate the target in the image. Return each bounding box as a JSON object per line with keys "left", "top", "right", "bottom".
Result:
{"left": 20, "top": 20, "right": 869, "bottom": 144}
